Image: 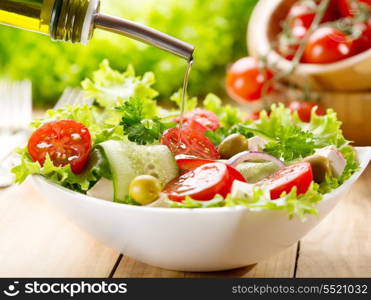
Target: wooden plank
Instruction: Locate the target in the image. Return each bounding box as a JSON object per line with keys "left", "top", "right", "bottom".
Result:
{"left": 114, "top": 244, "right": 298, "bottom": 278}
{"left": 296, "top": 165, "right": 371, "bottom": 278}
{"left": 0, "top": 179, "right": 120, "bottom": 277}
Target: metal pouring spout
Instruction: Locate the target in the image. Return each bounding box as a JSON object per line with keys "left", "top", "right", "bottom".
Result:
{"left": 94, "top": 13, "right": 195, "bottom": 61}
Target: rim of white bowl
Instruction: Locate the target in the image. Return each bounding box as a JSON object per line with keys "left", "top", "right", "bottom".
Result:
{"left": 32, "top": 147, "right": 371, "bottom": 214}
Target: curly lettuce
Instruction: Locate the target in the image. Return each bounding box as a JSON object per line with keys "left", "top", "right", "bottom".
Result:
{"left": 12, "top": 148, "right": 107, "bottom": 192}
{"left": 166, "top": 183, "right": 322, "bottom": 220}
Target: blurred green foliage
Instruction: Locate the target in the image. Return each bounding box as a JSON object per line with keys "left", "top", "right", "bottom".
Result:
{"left": 0, "top": 0, "right": 257, "bottom": 106}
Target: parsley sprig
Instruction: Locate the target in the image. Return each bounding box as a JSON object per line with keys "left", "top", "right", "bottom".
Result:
{"left": 116, "top": 97, "right": 174, "bottom": 145}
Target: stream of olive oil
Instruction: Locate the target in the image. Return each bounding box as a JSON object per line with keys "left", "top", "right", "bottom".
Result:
{"left": 178, "top": 58, "right": 193, "bottom": 136}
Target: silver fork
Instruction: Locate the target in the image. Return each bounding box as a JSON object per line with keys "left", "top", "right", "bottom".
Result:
{"left": 0, "top": 80, "right": 32, "bottom": 158}
{"left": 53, "top": 87, "right": 93, "bottom": 109}
{"left": 0, "top": 79, "right": 32, "bottom": 187}
{"left": 0, "top": 87, "right": 92, "bottom": 188}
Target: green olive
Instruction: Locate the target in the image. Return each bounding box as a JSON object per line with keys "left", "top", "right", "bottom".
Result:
{"left": 218, "top": 133, "right": 249, "bottom": 159}
{"left": 303, "top": 155, "right": 332, "bottom": 183}
{"left": 129, "top": 175, "right": 161, "bottom": 205}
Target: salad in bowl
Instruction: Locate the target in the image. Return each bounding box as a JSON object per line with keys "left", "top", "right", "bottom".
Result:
{"left": 13, "top": 60, "right": 370, "bottom": 271}
{"left": 13, "top": 60, "right": 362, "bottom": 219}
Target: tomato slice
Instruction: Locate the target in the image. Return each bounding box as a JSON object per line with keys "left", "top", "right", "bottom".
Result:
{"left": 258, "top": 162, "right": 313, "bottom": 200}
{"left": 161, "top": 127, "right": 220, "bottom": 159}
{"left": 163, "top": 162, "right": 230, "bottom": 202}
{"left": 227, "top": 165, "right": 246, "bottom": 183}
{"left": 27, "top": 120, "right": 92, "bottom": 174}
{"left": 288, "top": 101, "right": 325, "bottom": 122}
{"left": 176, "top": 157, "right": 216, "bottom": 172}
{"left": 175, "top": 157, "right": 246, "bottom": 196}
{"left": 175, "top": 109, "right": 220, "bottom": 133}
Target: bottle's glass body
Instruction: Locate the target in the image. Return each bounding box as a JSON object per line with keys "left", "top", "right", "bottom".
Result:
{"left": 0, "top": 0, "right": 99, "bottom": 44}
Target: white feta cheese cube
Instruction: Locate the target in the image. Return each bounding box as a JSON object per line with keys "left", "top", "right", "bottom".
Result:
{"left": 146, "top": 194, "right": 171, "bottom": 207}
{"left": 87, "top": 178, "right": 114, "bottom": 202}
{"left": 231, "top": 180, "right": 255, "bottom": 199}
{"left": 248, "top": 136, "right": 269, "bottom": 152}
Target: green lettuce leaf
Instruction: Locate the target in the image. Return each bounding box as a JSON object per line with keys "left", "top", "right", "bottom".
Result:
{"left": 165, "top": 195, "right": 225, "bottom": 208}
{"left": 299, "top": 108, "right": 347, "bottom": 148}
{"left": 225, "top": 183, "right": 322, "bottom": 220}
{"left": 12, "top": 148, "right": 107, "bottom": 192}
{"left": 170, "top": 90, "right": 198, "bottom": 112}
{"left": 82, "top": 60, "right": 158, "bottom": 108}
{"left": 30, "top": 104, "right": 123, "bottom": 145}
{"left": 203, "top": 93, "right": 244, "bottom": 129}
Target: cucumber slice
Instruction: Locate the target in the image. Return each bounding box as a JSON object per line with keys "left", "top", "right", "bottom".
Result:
{"left": 98, "top": 141, "right": 179, "bottom": 202}
{"left": 236, "top": 161, "right": 279, "bottom": 183}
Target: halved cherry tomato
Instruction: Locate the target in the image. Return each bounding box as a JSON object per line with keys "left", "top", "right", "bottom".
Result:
{"left": 27, "top": 120, "right": 92, "bottom": 174}
{"left": 163, "top": 162, "right": 231, "bottom": 201}
{"left": 288, "top": 101, "right": 325, "bottom": 122}
{"left": 161, "top": 127, "right": 220, "bottom": 159}
{"left": 258, "top": 162, "right": 313, "bottom": 200}
{"left": 175, "top": 109, "right": 220, "bottom": 133}
{"left": 302, "top": 27, "right": 354, "bottom": 64}
{"left": 226, "top": 57, "right": 273, "bottom": 102}
{"left": 176, "top": 156, "right": 246, "bottom": 183}
{"left": 226, "top": 164, "right": 247, "bottom": 193}
{"left": 176, "top": 157, "right": 216, "bottom": 172}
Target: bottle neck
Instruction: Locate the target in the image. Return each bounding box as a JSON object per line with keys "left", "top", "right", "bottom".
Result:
{"left": 51, "top": 0, "right": 99, "bottom": 44}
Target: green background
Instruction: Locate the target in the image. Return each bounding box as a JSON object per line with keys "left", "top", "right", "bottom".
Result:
{"left": 0, "top": 0, "right": 258, "bottom": 106}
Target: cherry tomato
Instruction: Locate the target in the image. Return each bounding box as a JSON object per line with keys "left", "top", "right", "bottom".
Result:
{"left": 225, "top": 164, "right": 247, "bottom": 194}
{"left": 302, "top": 27, "right": 353, "bottom": 64}
{"left": 175, "top": 109, "right": 220, "bottom": 133}
{"left": 288, "top": 1, "right": 317, "bottom": 31}
{"left": 339, "top": 0, "right": 371, "bottom": 17}
{"left": 226, "top": 57, "right": 273, "bottom": 102}
{"left": 288, "top": 101, "right": 325, "bottom": 122}
{"left": 278, "top": 1, "right": 340, "bottom": 60}
{"left": 352, "top": 20, "right": 371, "bottom": 54}
{"left": 161, "top": 127, "right": 220, "bottom": 160}
{"left": 258, "top": 162, "right": 313, "bottom": 200}
{"left": 277, "top": 23, "right": 306, "bottom": 60}
{"left": 288, "top": 1, "right": 339, "bottom": 30}
{"left": 175, "top": 157, "right": 247, "bottom": 191}
{"left": 27, "top": 120, "right": 92, "bottom": 174}
{"left": 245, "top": 110, "right": 263, "bottom": 121}
{"left": 163, "top": 162, "right": 231, "bottom": 201}
{"left": 245, "top": 110, "right": 271, "bottom": 121}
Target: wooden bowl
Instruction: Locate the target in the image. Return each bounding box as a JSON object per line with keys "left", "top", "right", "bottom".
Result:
{"left": 248, "top": 0, "right": 371, "bottom": 92}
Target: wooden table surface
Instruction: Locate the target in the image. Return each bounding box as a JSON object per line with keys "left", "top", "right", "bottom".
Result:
{"left": 0, "top": 164, "right": 370, "bottom": 278}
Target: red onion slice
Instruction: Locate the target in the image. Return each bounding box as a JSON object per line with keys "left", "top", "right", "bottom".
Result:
{"left": 226, "top": 151, "right": 285, "bottom": 169}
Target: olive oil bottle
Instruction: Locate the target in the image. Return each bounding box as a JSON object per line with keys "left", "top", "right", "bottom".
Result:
{"left": 0, "top": 0, "right": 99, "bottom": 44}
{"left": 0, "top": 0, "right": 194, "bottom": 59}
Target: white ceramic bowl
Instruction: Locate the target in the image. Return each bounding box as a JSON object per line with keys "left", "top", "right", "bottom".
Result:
{"left": 32, "top": 147, "right": 371, "bottom": 272}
